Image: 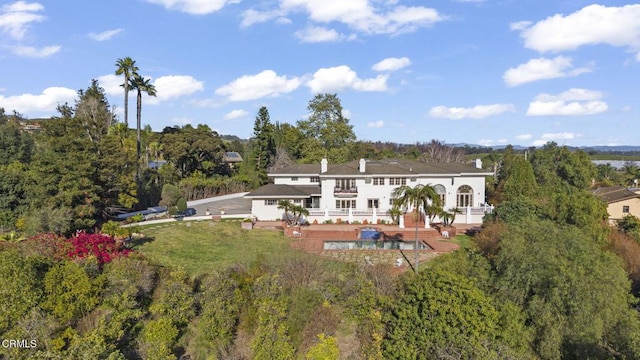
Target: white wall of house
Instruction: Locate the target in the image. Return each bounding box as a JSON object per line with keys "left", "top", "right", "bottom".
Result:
{"left": 255, "top": 165, "right": 490, "bottom": 224}
{"left": 250, "top": 197, "right": 310, "bottom": 221}
{"left": 273, "top": 175, "right": 319, "bottom": 185}
{"left": 318, "top": 175, "right": 487, "bottom": 211}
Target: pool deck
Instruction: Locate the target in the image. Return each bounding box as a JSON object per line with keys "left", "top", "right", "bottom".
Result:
{"left": 253, "top": 221, "right": 477, "bottom": 269}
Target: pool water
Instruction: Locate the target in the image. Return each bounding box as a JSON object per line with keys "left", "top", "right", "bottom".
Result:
{"left": 323, "top": 240, "right": 431, "bottom": 251}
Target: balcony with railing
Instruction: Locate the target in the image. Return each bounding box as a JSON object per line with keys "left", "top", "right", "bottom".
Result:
{"left": 333, "top": 187, "right": 358, "bottom": 196}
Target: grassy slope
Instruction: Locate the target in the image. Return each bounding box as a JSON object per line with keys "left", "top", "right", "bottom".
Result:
{"left": 134, "top": 221, "right": 298, "bottom": 277}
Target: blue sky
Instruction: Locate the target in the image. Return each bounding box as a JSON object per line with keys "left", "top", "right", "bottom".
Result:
{"left": 0, "top": 0, "right": 639, "bottom": 147}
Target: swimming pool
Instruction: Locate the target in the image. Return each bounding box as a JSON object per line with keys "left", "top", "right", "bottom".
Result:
{"left": 323, "top": 240, "right": 431, "bottom": 251}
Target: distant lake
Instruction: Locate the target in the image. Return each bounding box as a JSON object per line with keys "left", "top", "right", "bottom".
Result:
{"left": 592, "top": 160, "right": 640, "bottom": 169}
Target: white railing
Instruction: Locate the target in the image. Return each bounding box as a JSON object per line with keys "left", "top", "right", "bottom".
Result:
{"left": 304, "top": 206, "right": 494, "bottom": 225}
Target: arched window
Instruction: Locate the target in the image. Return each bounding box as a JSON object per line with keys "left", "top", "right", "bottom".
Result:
{"left": 434, "top": 184, "right": 446, "bottom": 207}
{"left": 456, "top": 185, "right": 473, "bottom": 207}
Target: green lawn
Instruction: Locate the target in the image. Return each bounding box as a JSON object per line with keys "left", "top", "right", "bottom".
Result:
{"left": 133, "top": 221, "right": 298, "bottom": 276}
{"left": 444, "top": 234, "right": 474, "bottom": 249}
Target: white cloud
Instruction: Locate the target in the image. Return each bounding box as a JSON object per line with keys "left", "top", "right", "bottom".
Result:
{"left": 517, "top": 4, "right": 640, "bottom": 56}
{"left": 503, "top": 56, "right": 592, "bottom": 87}
{"left": 10, "top": 44, "right": 59, "bottom": 57}
{"left": 144, "top": 0, "right": 237, "bottom": 14}
{"left": 99, "top": 74, "right": 204, "bottom": 104}
{"left": 515, "top": 134, "right": 532, "bottom": 140}
{"left": 151, "top": 75, "right": 204, "bottom": 103}
{"left": 0, "top": 86, "right": 77, "bottom": 114}
{"left": 537, "top": 88, "right": 603, "bottom": 102}
{"left": 372, "top": 57, "right": 411, "bottom": 72}
{"left": 428, "top": 103, "right": 515, "bottom": 120}
{"left": 96, "top": 74, "right": 123, "bottom": 96}
{"left": 294, "top": 25, "right": 342, "bottom": 43}
{"left": 252, "top": 0, "right": 446, "bottom": 36}
{"left": 532, "top": 132, "right": 578, "bottom": 146}
{"left": 0, "top": 1, "right": 45, "bottom": 40}
{"left": 306, "top": 65, "right": 388, "bottom": 93}
{"left": 509, "top": 20, "right": 531, "bottom": 31}
{"left": 527, "top": 88, "right": 608, "bottom": 116}
{"left": 367, "top": 120, "right": 384, "bottom": 128}
{"left": 240, "top": 9, "right": 286, "bottom": 27}
{"left": 88, "top": 28, "right": 122, "bottom": 41}
{"left": 215, "top": 70, "right": 302, "bottom": 102}
{"left": 224, "top": 109, "right": 249, "bottom": 120}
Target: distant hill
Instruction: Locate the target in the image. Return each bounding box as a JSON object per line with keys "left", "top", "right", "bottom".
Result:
{"left": 456, "top": 143, "right": 640, "bottom": 154}
{"left": 579, "top": 146, "right": 640, "bottom": 153}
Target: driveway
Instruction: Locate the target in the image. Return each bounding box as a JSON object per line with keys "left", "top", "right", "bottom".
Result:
{"left": 187, "top": 192, "right": 251, "bottom": 216}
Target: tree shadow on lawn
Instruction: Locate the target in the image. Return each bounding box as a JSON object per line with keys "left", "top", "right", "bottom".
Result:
{"left": 127, "top": 236, "right": 155, "bottom": 249}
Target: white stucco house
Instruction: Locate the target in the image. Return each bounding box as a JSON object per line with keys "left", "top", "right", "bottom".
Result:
{"left": 245, "top": 158, "right": 493, "bottom": 225}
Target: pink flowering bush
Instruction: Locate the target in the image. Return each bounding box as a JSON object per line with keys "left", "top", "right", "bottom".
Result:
{"left": 67, "top": 232, "right": 131, "bottom": 266}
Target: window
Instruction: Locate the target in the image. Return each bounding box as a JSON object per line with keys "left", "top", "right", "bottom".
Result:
{"left": 335, "top": 178, "right": 356, "bottom": 190}
{"left": 373, "top": 177, "right": 385, "bottom": 185}
{"left": 434, "top": 184, "right": 446, "bottom": 207}
{"left": 456, "top": 185, "right": 474, "bottom": 207}
{"left": 265, "top": 199, "right": 277, "bottom": 206}
{"left": 390, "top": 178, "right": 406, "bottom": 186}
{"left": 291, "top": 177, "right": 298, "bottom": 181}
{"left": 367, "top": 199, "right": 380, "bottom": 209}
{"left": 293, "top": 199, "right": 301, "bottom": 204}
{"left": 336, "top": 200, "right": 356, "bottom": 209}
{"left": 310, "top": 177, "right": 319, "bottom": 183}
{"left": 623, "top": 206, "right": 630, "bottom": 214}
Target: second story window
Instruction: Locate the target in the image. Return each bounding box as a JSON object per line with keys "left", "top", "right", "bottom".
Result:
{"left": 390, "top": 178, "right": 406, "bottom": 186}
{"left": 291, "top": 177, "right": 298, "bottom": 181}
{"left": 373, "top": 177, "right": 385, "bottom": 185}
{"left": 310, "top": 177, "right": 320, "bottom": 183}
{"left": 335, "top": 178, "right": 356, "bottom": 191}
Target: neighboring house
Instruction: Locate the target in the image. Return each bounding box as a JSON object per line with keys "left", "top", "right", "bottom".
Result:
{"left": 593, "top": 186, "right": 640, "bottom": 223}
{"left": 19, "top": 121, "right": 41, "bottom": 131}
{"left": 245, "top": 158, "right": 493, "bottom": 225}
{"left": 223, "top": 152, "right": 243, "bottom": 168}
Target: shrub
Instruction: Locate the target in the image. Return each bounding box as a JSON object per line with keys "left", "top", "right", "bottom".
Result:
{"left": 323, "top": 219, "right": 333, "bottom": 224}
{"left": 168, "top": 206, "right": 178, "bottom": 216}
{"left": 306, "top": 334, "right": 339, "bottom": 360}
{"left": 159, "top": 184, "right": 181, "bottom": 208}
{"left": 67, "top": 233, "right": 131, "bottom": 267}
{"left": 176, "top": 198, "right": 187, "bottom": 212}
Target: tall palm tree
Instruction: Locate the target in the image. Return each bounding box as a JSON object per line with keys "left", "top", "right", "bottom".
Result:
{"left": 114, "top": 57, "right": 139, "bottom": 128}
{"left": 392, "top": 184, "right": 440, "bottom": 272}
{"left": 129, "top": 74, "right": 157, "bottom": 177}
